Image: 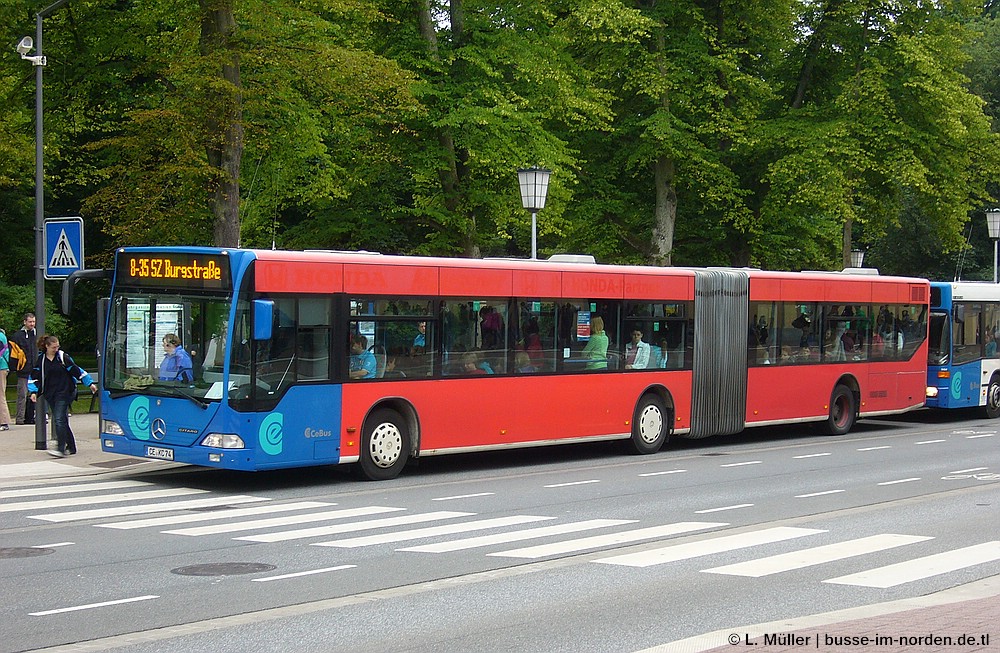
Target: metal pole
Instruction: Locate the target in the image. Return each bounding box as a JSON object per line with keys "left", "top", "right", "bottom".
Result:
{"left": 33, "top": 12, "right": 47, "bottom": 450}
{"left": 531, "top": 211, "right": 537, "bottom": 260}
{"left": 994, "top": 239, "right": 998, "bottom": 284}
{"left": 29, "top": 0, "right": 70, "bottom": 450}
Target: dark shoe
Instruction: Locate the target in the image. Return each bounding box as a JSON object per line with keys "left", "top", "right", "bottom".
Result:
{"left": 66, "top": 449, "right": 77, "bottom": 455}
{"left": 15, "top": 421, "right": 24, "bottom": 425}
{"left": 46, "top": 449, "right": 66, "bottom": 458}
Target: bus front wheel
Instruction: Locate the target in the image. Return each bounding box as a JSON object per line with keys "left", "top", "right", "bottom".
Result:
{"left": 629, "top": 394, "right": 668, "bottom": 454}
{"left": 984, "top": 376, "right": 1000, "bottom": 419}
{"left": 820, "top": 384, "right": 856, "bottom": 435}
{"left": 357, "top": 408, "right": 410, "bottom": 481}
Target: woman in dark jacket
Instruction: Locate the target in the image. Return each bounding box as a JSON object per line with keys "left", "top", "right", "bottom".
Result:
{"left": 27, "top": 335, "right": 97, "bottom": 457}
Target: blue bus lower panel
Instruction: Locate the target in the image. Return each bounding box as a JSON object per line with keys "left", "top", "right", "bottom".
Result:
{"left": 100, "top": 385, "right": 344, "bottom": 471}
{"left": 927, "top": 363, "right": 983, "bottom": 409}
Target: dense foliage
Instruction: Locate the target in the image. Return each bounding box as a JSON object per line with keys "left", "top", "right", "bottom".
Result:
{"left": 2, "top": 0, "right": 999, "bottom": 349}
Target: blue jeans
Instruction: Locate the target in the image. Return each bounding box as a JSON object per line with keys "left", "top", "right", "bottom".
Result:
{"left": 49, "top": 394, "right": 76, "bottom": 454}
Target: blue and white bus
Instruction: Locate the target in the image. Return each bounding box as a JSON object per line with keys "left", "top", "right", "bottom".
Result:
{"left": 926, "top": 281, "right": 1000, "bottom": 417}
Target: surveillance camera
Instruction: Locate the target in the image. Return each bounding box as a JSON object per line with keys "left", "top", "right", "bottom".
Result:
{"left": 16, "top": 36, "right": 33, "bottom": 56}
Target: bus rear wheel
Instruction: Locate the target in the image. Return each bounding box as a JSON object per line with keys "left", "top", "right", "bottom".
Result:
{"left": 357, "top": 408, "right": 410, "bottom": 481}
{"left": 984, "top": 376, "right": 1000, "bottom": 419}
{"left": 820, "top": 384, "right": 856, "bottom": 435}
{"left": 629, "top": 394, "right": 667, "bottom": 454}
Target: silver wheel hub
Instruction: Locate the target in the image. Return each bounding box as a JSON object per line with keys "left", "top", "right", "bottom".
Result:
{"left": 369, "top": 422, "right": 403, "bottom": 468}
{"left": 637, "top": 404, "right": 663, "bottom": 445}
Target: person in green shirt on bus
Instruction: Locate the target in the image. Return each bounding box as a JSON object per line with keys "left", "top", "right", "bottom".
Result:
{"left": 582, "top": 315, "right": 609, "bottom": 370}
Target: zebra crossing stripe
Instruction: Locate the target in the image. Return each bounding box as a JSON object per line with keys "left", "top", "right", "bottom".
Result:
{"left": 400, "top": 519, "right": 637, "bottom": 554}
{"left": 235, "top": 511, "right": 475, "bottom": 543}
{"left": 702, "top": 534, "right": 933, "bottom": 577}
{"left": 98, "top": 501, "right": 334, "bottom": 530}
{"left": 491, "top": 522, "right": 730, "bottom": 559}
{"left": 31, "top": 495, "right": 268, "bottom": 522}
{"left": 313, "top": 515, "right": 555, "bottom": 548}
{"left": 594, "top": 526, "right": 825, "bottom": 568}
{"left": 162, "top": 506, "right": 405, "bottom": 536}
{"left": 4, "top": 488, "right": 207, "bottom": 513}
{"left": 824, "top": 541, "right": 1000, "bottom": 588}
{"left": 0, "top": 480, "right": 151, "bottom": 499}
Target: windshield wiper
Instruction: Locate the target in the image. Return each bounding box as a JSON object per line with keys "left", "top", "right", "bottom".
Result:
{"left": 173, "top": 387, "right": 209, "bottom": 409}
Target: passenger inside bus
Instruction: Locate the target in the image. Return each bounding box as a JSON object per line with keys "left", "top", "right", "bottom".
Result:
{"left": 624, "top": 328, "right": 650, "bottom": 369}
{"left": 349, "top": 334, "right": 377, "bottom": 379}
{"left": 582, "top": 316, "right": 609, "bottom": 370}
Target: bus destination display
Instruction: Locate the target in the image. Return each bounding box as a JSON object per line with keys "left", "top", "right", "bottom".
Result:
{"left": 118, "top": 252, "right": 231, "bottom": 290}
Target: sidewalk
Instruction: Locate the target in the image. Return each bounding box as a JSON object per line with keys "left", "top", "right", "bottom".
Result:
{"left": 656, "top": 575, "right": 1000, "bottom": 652}
{"left": 0, "top": 412, "right": 163, "bottom": 480}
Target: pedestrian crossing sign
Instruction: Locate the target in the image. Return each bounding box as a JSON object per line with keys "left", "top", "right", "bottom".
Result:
{"left": 44, "top": 217, "right": 85, "bottom": 279}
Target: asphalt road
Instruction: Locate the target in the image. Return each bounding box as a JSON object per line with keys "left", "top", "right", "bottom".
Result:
{"left": 1, "top": 409, "right": 998, "bottom": 653}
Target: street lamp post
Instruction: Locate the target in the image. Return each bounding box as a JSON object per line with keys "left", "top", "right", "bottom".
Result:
{"left": 987, "top": 209, "right": 1000, "bottom": 284}
{"left": 517, "top": 167, "right": 551, "bottom": 260}
{"left": 850, "top": 249, "right": 865, "bottom": 268}
{"left": 18, "top": 0, "right": 70, "bottom": 450}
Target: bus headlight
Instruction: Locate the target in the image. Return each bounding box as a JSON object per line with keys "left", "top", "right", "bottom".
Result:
{"left": 103, "top": 419, "right": 124, "bottom": 436}
{"left": 926, "top": 387, "right": 939, "bottom": 398}
{"left": 201, "top": 433, "right": 246, "bottom": 449}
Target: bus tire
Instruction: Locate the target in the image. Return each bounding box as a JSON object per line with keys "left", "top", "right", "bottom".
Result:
{"left": 984, "top": 376, "right": 1000, "bottom": 419}
{"left": 357, "top": 408, "right": 410, "bottom": 481}
{"left": 629, "top": 394, "right": 667, "bottom": 454}
{"left": 820, "top": 384, "right": 856, "bottom": 435}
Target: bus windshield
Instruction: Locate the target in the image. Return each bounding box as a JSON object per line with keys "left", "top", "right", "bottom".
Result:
{"left": 928, "top": 310, "right": 950, "bottom": 366}
{"left": 104, "top": 291, "right": 232, "bottom": 403}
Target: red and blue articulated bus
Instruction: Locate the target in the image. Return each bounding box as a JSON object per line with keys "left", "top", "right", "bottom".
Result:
{"left": 98, "top": 248, "right": 929, "bottom": 480}
{"left": 926, "top": 281, "right": 1000, "bottom": 416}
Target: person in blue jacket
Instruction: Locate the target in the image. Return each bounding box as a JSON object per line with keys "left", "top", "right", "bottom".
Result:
{"left": 27, "top": 335, "right": 97, "bottom": 457}
{"left": 159, "top": 333, "right": 194, "bottom": 382}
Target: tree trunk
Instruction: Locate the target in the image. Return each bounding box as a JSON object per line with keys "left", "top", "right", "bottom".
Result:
{"left": 417, "top": 0, "right": 478, "bottom": 257}
{"left": 651, "top": 155, "right": 676, "bottom": 266}
{"left": 199, "top": 0, "right": 243, "bottom": 247}
{"left": 791, "top": 0, "right": 844, "bottom": 109}
{"left": 843, "top": 215, "right": 853, "bottom": 269}
{"left": 650, "top": 28, "right": 677, "bottom": 267}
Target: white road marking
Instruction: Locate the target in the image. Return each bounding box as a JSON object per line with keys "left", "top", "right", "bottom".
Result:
{"left": 162, "top": 506, "right": 404, "bottom": 536}
{"left": 400, "top": 519, "right": 635, "bottom": 553}
{"left": 30, "top": 595, "right": 159, "bottom": 616}
{"left": 431, "top": 493, "right": 495, "bottom": 501}
{"left": 639, "top": 470, "right": 687, "bottom": 477}
{"left": 492, "top": 522, "right": 729, "bottom": 559}
{"left": 825, "top": 541, "right": 1000, "bottom": 588}
{"left": 594, "top": 527, "right": 825, "bottom": 568}
{"left": 795, "top": 490, "right": 845, "bottom": 498}
{"left": 544, "top": 480, "right": 600, "bottom": 488}
{"left": 857, "top": 446, "right": 891, "bottom": 451}
{"left": 98, "top": 501, "right": 332, "bottom": 530}
{"left": 793, "top": 453, "right": 831, "bottom": 459}
{"left": 720, "top": 461, "right": 762, "bottom": 467}
{"left": 0, "top": 480, "right": 151, "bottom": 499}
{"left": 251, "top": 566, "right": 356, "bottom": 582}
{"left": 313, "top": 515, "right": 554, "bottom": 548}
{"left": 694, "top": 504, "right": 753, "bottom": 514}
{"left": 877, "top": 478, "right": 920, "bottom": 486}
{"left": 2, "top": 488, "right": 206, "bottom": 513}
{"left": 234, "top": 512, "right": 474, "bottom": 543}
{"left": 703, "top": 534, "right": 932, "bottom": 577}
{"left": 32, "top": 495, "right": 267, "bottom": 522}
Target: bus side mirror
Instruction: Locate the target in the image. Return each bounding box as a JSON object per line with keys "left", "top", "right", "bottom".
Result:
{"left": 253, "top": 299, "right": 274, "bottom": 340}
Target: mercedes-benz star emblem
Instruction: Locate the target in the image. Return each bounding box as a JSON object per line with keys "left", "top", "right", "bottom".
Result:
{"left": 151, "top": 418, "right": 167, "bottom": 441}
